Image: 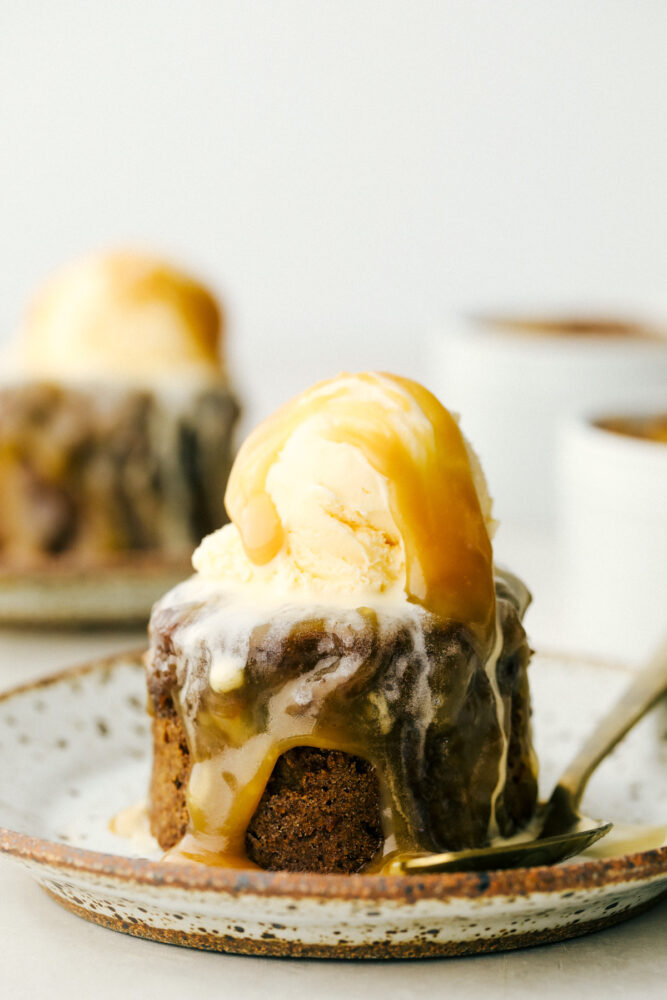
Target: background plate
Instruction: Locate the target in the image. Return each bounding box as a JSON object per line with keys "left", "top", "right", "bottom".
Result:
{"left": 0, "top": 650, "right": 665, "bottom": 959}
{"left": 0, "top": 559, "right": 189, "bottom": 627}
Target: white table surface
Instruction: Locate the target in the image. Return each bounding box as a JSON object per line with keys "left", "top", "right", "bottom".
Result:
{"left": 0, "top": 528, "right": 665, "bottom": 998}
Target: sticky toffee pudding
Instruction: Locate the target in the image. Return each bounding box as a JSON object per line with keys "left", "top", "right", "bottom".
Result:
{"left": 145, "top": 373, "right": 538, "bottom": 873}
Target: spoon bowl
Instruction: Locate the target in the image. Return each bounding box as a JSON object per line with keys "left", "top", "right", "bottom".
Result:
{"left": 392, "top": 816, "right": 612, "bottom": 875}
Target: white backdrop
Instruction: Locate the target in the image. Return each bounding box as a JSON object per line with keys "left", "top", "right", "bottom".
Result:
{"left": 1, "top": 1, "right": 666, "bottom": 430}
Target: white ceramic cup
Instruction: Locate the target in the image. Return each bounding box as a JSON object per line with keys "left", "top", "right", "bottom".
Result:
{"left": 557, "top": 401, "right": 667, "bottom": 665}
{"left": 430, "top": 314, "right": 667, "bottom": 529}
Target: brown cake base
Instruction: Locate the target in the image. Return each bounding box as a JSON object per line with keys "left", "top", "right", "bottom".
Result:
{"left": 147, "top": 573, "right": 537, "bottom": 874}
{"left": 148, "top": 712, "right": 191, "bottom": 853}
{"left": 246, "top": 747, "right": 383, "bottom": 872}
{"left": 149, "top": 724, "right": 383, "bottom": 872}
{"left": 148, "top": 702, "right": 532, "bottom": 874}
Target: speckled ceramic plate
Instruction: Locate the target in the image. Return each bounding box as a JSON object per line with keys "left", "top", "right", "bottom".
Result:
{"left": 0, "top": 650, "right": 665, "bottom": 959}
{"left": 0, "top": 558, "right": 189, "bottom": 627}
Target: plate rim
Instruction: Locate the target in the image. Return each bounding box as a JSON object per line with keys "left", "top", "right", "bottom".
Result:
{"left": 0, "top": 649, "right": 666, "bottom": 903}
{"left": 0, "top": 552, "right": 191, "bottom": 582}
{"left": 0, "top": 559, "right": 191, "bottom": 627}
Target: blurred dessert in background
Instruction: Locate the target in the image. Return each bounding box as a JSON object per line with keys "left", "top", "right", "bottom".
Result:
{"left": 0, "top": 251, "right": 239, "bottom": 570}
{"left": 146, "top": 372, "right": 537, "bottom": 874}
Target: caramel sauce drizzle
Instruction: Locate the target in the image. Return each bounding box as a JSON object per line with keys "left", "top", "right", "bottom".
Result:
{"left": 162, "top": 374, "right": 503, "bottom": 871}
{"left": 225, "top": 372, "right": 495, "bottom": 637}
{"left": 163, "top": 602, "right": 507, "bottom": 874}
{"left": 162, "top": 599, "right": 511, "bottom": 874}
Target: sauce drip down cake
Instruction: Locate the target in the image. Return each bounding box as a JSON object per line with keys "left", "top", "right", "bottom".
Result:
{"left": 146, "top": 373, "right": 537, "bottom": 872}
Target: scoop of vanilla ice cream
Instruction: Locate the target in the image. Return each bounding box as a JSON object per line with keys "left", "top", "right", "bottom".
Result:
{"left": 266, "top": 421, "right": 406, "bottom": 589}
{"left": 18, "top": 251, "right": 223, "bottom": 382}
{"left": 193, "top": 372, "right": 495, "bottom": 606}
{"left": 194, "top": 417, "right": 406, "bottom": 597}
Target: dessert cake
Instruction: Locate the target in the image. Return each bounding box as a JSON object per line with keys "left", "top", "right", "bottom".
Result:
{"left": 146, "top": 373, "right": 538, "bottom": 873}
{"left": 0, "top": 252, "right": 239, "bottom": 568}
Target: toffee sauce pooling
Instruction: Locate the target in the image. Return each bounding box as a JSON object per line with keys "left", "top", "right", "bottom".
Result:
{"left": 147, "top": 571, "right": 536, "bottom": 871}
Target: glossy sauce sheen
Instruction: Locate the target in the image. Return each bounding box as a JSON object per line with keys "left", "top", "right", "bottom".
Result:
{"left": 224, "top": 373, "right": 495, "bottom": 638}
{"left": 151, "top": 582, "right": 533, "bottom": 872}
{"left": 148, "top": 374, "right": 529, "bottom": 871}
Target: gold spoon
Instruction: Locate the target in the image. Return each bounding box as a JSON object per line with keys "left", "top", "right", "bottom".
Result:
{"left": 397, "top": 636, "right": 667, "bottom": 874}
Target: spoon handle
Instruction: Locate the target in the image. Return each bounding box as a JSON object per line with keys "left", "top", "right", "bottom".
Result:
{"left": 557, "top": 635, "right": 667, "bottom": 808}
